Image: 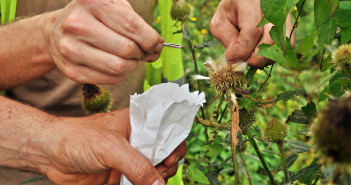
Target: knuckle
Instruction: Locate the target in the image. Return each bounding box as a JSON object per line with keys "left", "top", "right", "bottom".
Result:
{"left": 109, "top": 62, "right": 127, "bottom": 75}
{"left": 123, "top": 41, "right": 139, "bottom": 58}
{"left": 121, "top": 14, "right": 140, "bottom": 34}
{"left": 134, "top": 159, "right": 154, "bottom": 183}
{"left": 58, "top": 39, "right": 77, "bottom": 58}
{"left": 62, "top": 66, "right": 79, "bottom": 81}
{"left": 209, "top": 18, "right": 220, "bottom": 36}
{"left": 251, "top": 27, "right": 263, "bottom": 38}
{"left": 62, "top": 14, "right": 86, "bottom": 33}
{"left": 143, "top": 33, "right": 160, "bottom": 51}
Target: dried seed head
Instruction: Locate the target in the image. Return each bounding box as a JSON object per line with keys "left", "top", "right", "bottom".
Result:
{"left": 311, "top": 97, "right": 351, "bottom": 165}
{"left": 82, "top": 84, "right": 113, "bottom": 114}
{"left": 171, "top": 0, "right": 191, "bottom": 22}
{"left": 332, "top": 44, "right": 351, "bottom": 64}
{"left": 263, "top": 118, "right": 288, "bottom": 143}
{"left": 239, "top": 108, "right": 256, "bottom": 132}
{"left": 204, "top": 57, "right": 248, "bottom": 92}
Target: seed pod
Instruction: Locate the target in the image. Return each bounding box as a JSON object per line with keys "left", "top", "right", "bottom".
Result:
{"left": 263, "top": 118, "right": 288, "bottom": 143}
{"left": 171, "top": 0, "right": 191, "bottom": 21}
{"left": 239, "top": 108, "right": 256, "bottom": 132}
{"left": 204, "top": 58, "right": 248, "bottom": 93}
{"left": 332, "top": 44, "right": 351, "bottom": 64}
{"left": 82, "top": 84, "right": 113, "bottom": 114}
{"left": 311, "top": 97, "right": 351, "bottom": 164}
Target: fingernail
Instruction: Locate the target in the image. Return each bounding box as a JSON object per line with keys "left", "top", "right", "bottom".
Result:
{"left": 161, "top": 171, "right": 168, "bottom": 179}
{"left": 152, "top": 180, "right": 165, "bottom": 185}
{"left": 156, "top": 42, "right": 164, "bottom": 52}
{"left": 152, "top": 53, "right": 160, "bottom": 61}
{"left": 174, "top": 156, "right": 180, "bottom": 165}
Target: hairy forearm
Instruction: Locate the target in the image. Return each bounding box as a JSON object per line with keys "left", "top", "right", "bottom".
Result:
{"left": 0, "top": 12, "right": 55, "bottom": 89}
{"left": 0, "top": 96, "right": 54, "bottom": 173}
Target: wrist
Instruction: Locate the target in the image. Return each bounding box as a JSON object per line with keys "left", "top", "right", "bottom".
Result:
{"left": 0, "top": 98, "right": 57, "bottom": 174}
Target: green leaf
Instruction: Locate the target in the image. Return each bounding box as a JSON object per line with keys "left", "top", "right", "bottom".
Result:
{"left": 329, "top": 0, "right": 340, "bottom": 17}
{"left": 275, "top": 89, "right": 306, "bottom": 102}
{"left": 261, "top": 0, "right": 299, "bottom": 28}
{"left": 321, "top": 57, "right": 333, "bottom": 71}
{"left": 274, "top": 154, "right": 298, "bottom": 173}
{"left": 318, "top": 87, "right": 329, "bottom": 102}
{"left": 301, "top": 101, "right": 317, "bottom": 123}
{"left": 286, "top": 140, "right": 312, "bottom": 153}
{"left": 261, "top": 0, "right": 300, "bottom": 50}
{"left": 258, "top": 27, "right": 300, "bottom": 70}
{"left": 245, "top": 68, "right": 258, "bottom": 87}
{"left": 203, "top": 143, "right": 223, "bottom": 157}
{"left": 291, "top": 163, "right": 321, "bottom": 182}
{"left": 315, "top": 0, "right": 337, "bottom": 44}
{"left": 257, "top": 89, "right": 306, "bottom": 107}
{"left": 335, "top": 1, "right": 351, "bottom": 43}
{"left": 287, "top": 110, "right": 309, "bottom": 124}
{"left": 188, "top": 164, "right": 210, "bottom": 184}
{"left": 257, "top": 17, "right": 270, "bottom": 27}
{"left": 296, "top": 32, "right": 317, "bottom": 61}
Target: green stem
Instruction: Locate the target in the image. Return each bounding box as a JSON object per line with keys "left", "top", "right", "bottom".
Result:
{"left": 246, "top": 130, "right": 276, "bottom": 185}
{"left": 240, "top": 153, "right": 252, "bottom": 185}
{"left": 231, "top": 127, "right": 240, "bottom": 185}
{"left": 277, "top": 142, "right": 289, "bottom": 183}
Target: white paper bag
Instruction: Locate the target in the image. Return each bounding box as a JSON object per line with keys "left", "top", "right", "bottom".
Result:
{"left": 120, "top": 83, "right": 205, "bottom": 185}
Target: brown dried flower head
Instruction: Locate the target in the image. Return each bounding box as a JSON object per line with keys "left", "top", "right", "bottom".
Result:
{"left": 204, "top": 57, "right": 247, "bottom": 92}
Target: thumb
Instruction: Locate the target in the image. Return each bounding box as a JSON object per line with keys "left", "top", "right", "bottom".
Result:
{"left": 107, "top": 138, "right": 165, "bottom": 185}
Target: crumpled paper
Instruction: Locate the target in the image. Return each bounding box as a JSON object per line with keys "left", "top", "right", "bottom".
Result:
{"left": 121, "top": 83, "right": 205, "bottom": 185}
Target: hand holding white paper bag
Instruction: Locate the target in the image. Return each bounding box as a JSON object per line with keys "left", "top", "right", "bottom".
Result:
{"left": 121, "top": 83, "right": 205, "bottom": 184}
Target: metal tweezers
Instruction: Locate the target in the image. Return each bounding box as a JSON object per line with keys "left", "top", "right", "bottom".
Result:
{"left": 163, "top": 43, "right": 184, "bottom": 49}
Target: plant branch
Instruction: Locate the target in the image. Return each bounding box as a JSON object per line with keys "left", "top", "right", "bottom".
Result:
{"left": 277, "top": 142, "right": 289, "bottom": 183}
{"left": 246, "top": 129, "right": 276, "bottom": 185}
{"left": 257, "top": 64, "right": 274, "bottom": 94}
{"left": 240, "top": 153, "right": 253, "bottom": 185}
{"left": 289, "top": 0, "right": 305, "bottom": 40}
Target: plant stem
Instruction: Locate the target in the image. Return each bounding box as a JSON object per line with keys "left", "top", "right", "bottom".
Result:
{"left": 246, "top": 129, "right": 276, "bottom": 185}
{"left": 289, "top": 0, "right": 305, "bottom": 40}
{"left": 277, "top": 142, "right": 289, "bottom": 183}
{"left": 257, "top": 64, "right": 274, "bottom": 94}
{"left": 240, "top": 153, "right": 252, "bottom": 185}
{"left": 230, "top": 127, "right": 240, "bottom": 185}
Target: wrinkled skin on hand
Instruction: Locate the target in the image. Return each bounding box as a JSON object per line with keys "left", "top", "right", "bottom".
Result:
{"left": 46, "top": 0, "right": 164, "bottom": 85}
{"left": 44, "top": 108, "right": 186, "bottom": 185}
{"left": 210, "top": 0, "right": 294, "bottom": 68}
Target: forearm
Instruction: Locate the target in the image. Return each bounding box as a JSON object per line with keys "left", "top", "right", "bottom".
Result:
{"left": 0, "top": 12, "right": 55, "bottom": 89}
{"left": 0, "top": 96, "right": 53, "bottom": 174}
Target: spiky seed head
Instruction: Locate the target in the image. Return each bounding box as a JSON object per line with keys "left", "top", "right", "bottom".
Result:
{"left": 239, "top": 109, "right": 256, "bottom": 132}
{"left": 171, "top": 0, "right": 191, "bottom": 22}
{"left": 311, "top": 97, "right": 351, "bottom": 165}
{"left": 82, "top": 84, "right": 113, "bottom": 114}
{"left": 204, "top": 57, "right": 248, "bottom": 93}
{"left": 263, "top": 118, "right": 288, "bottom": 143}
{"left": 332, "top": 44, "right": 351, "bottom": 65}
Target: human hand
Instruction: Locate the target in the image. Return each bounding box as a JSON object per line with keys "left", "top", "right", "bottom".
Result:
{"left": 210, "top": 0, "right": 294, "bottom": 68}
{"left": 43, "top": 108, "right": 185, "bottom": 185}
{"left": 45, "top": 0, "right": 164, "bottom": 85}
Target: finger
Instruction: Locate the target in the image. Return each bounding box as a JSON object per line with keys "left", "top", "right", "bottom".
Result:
{"left": 56, "top": 59, "right": 127, "bottom": 85}
{"left": 156, "top": 163, "right": 179, "bottom": 179}
{"left": 106, "top": 170, "right": 122, "bottom": 184}
{"left": 142, "top": 52, "right": 161, "bottom": 62}
{"left": 247, "top": 23, "right": 274, "bottom": 68}
{"left": 225, "top": 0, "right": 263, "bottom": 62}
{"left": 163, "top": 141, "right": 187, "bottom": 167}
{"left": 92, "top": 0, "right": 164, "bottom": 54}
{"left": 210, "top": 0, "right": 239, "bottom": 48}
{"left": 62, "top": 8, "right": 145, "bottom": 61}
{"left": 106, "top": 138, "right": 165, "bottom": 185}
{"left": 58, "top": 36, "right": 138, "bottom": 77}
